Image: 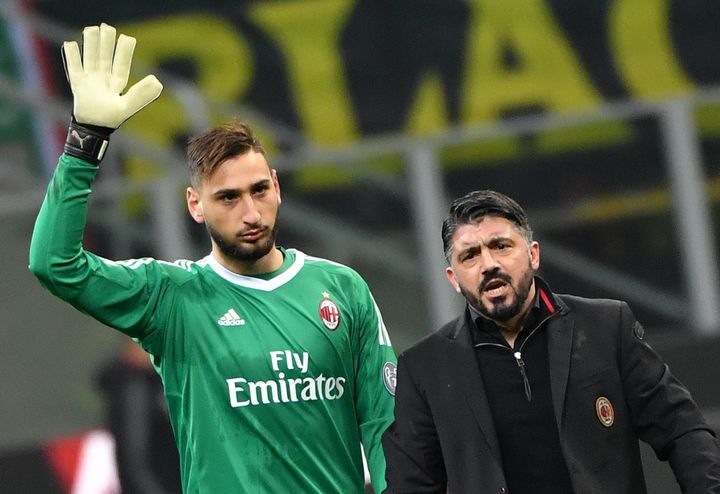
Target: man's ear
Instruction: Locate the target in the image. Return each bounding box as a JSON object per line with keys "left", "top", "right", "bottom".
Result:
{"left": 186, "top": 187, "right": 205, "bottom": 224}
{"left": 530, "top": 241, "right": 540, "bottom": 271}
{"left": 446, "top": 266, "right": 461, "bottom": 294}
{"left": 272, "top": 169, "right": 281, "bottom": 204}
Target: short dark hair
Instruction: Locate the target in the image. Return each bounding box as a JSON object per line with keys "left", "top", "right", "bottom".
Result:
{"left": 186, "top": 120, "right": 268, "bottom": 187}
{"left": 441, "top": 190, "right": 533, "bottom": 262}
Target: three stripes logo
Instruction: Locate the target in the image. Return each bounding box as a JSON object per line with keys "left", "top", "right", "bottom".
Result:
{"left": 218, "top": 308, "right": 246, "bottom": 327}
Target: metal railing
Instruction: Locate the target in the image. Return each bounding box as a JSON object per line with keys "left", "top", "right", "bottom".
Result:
{"left": 1, "top": 4, "right": 719, "bottom": 335}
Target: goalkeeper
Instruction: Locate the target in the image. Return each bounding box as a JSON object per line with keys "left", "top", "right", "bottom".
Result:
{"left": 29, "top": 23, "right": 396, "bottom": 493}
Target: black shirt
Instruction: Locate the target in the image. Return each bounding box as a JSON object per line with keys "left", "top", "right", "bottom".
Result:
{"left": 469, "top": 278, "right": 574, "bottom": 494}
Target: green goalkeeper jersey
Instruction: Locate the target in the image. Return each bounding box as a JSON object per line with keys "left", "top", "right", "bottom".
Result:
{"left": 29, "top": 155, "right": 397, "bottom": 493}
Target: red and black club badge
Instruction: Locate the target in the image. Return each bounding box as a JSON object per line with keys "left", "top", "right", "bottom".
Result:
{"left": 319, "top": 292, "right": 341, "bottom": 331}
{"left": 595, "top": 396, "right": 615, "bottom": 427}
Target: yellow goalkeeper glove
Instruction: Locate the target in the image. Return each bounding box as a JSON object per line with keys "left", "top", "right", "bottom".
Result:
{"left": 61, "top": 23, "right": 163, "bottom": 163}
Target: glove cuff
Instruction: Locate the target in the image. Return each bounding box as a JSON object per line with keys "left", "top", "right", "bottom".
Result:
{"left": 64, "top": 119, "right": 115, "bottom": 164}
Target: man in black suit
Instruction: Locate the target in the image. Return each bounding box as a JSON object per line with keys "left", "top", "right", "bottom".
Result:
{"left": 382, "top": 190, "right": 720, "bottom": 493}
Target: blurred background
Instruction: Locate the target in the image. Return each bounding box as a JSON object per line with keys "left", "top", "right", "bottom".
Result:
{"left": 1, "top": 0, "right": 720, "bottom": 492}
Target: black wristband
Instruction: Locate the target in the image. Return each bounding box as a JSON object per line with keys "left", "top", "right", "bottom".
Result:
{"left": 64, "top": 119, "right": 114, "bottom": 164}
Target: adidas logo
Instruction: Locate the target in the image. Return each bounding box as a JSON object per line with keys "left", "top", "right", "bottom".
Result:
{"left": 218, "top": 309, "right": 246, "bottom": 326}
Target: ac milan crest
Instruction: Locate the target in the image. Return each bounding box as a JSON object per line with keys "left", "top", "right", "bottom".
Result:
{"left": 319, "top": 296, "right": 341, "bottom": 330}
{"left": 595, "top": 396, "right": 615, "bottom": 427}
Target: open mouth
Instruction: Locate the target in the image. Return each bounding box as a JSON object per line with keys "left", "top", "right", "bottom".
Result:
{"left": 483, "top": 279, "right": 508, "bottom": 298}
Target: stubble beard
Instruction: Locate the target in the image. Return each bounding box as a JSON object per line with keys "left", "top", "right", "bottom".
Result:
{"left": 464, "top": 263, "right": 535, "bottom": 323}
{"left": 206, "top": 216, "right": 280, "bottom": 263}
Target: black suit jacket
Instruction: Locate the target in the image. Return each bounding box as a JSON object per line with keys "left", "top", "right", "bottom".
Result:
{"left": 383, "top": 293, "right": 720, "bottom": 493}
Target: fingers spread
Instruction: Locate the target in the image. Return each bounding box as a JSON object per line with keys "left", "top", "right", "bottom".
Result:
{"left": 81, "top": 25, "right": 100, "bottom": 72}
{"left": 61, "top": 41, "right": 82, "bottom": 83}
{"left": 98, "top": 23, "right": 117, "bottom": 75}
{"left": 122, "top": 75, "right": 163, "bottom": 118}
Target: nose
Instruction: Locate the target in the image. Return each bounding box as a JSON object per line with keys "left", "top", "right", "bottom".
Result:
{"left": 241, "top": 196, "right": 262, "bottom": 225}
{"left": 479, "top": 248, "right": 500, "bottom": 274}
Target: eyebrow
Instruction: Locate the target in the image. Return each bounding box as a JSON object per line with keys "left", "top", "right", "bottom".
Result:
{"left": 456, "top": 235, "right": 514, "bottom": 254}
{"left": 211, "top": 178, "right": 271, "bottom": 198}
{"left": 487, "top": 235, "right": 513, "bottom": 245}
{"left": 457, "top": 244, "right": 481, "bottom": 258}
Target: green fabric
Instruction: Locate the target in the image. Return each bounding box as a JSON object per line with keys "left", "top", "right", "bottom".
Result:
{"left": 30, "top": 154, "right": 397, "bottom": 493}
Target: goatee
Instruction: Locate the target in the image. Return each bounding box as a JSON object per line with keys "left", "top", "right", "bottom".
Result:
{"left": 469, "top": 267, "right": 534, "bottom": 322}
{"left": 207, "top": 220, "right": 279, "bottom": 262}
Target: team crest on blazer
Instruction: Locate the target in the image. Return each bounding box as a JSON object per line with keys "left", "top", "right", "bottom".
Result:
{"left": 595, "top": 396, "right": 615, "bottom": 427}
{"left": 319, "top": 295, "right": 341, "bottom": 330}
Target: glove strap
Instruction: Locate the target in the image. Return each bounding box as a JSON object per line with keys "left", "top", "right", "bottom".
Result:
{"left": 64, "top": 119, "right": 114, "bottom": 164}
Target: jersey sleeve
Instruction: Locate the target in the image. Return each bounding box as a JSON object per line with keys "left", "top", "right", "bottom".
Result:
{"left": 29, "top": 154, "right": 167, "bottom": 342}
{"left": 350, "top": 274, "right": 397, "bottom": 494}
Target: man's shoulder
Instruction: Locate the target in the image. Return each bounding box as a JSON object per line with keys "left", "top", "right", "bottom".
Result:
{"left": 300, "top": 250, "right": 354, "bottom": 271}
{"left": 298, "top": 250, "right": 367, "bottom": 283}
{"left": 553, "top": 293, "right": 632, "bottom": 336}
{"left": 105, "top": 256, "right": 211, "bottom": 283}
{"left": 399, "top": 316, "right": 462, "bottom": 359}
{"left": 555, "top": 293, "right": 625, "bottom": 314}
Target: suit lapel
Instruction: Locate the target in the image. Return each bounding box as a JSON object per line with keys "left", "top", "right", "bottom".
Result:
{"left": 445, "top": 315, "right": 502, "bottom": 460}
{"left": 547, "top": 314, "right": 575, "bottom": 427}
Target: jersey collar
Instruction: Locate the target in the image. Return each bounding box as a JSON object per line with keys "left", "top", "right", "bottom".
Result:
{"left": 205, "top": 248, "right": 305, "bottom": 291}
